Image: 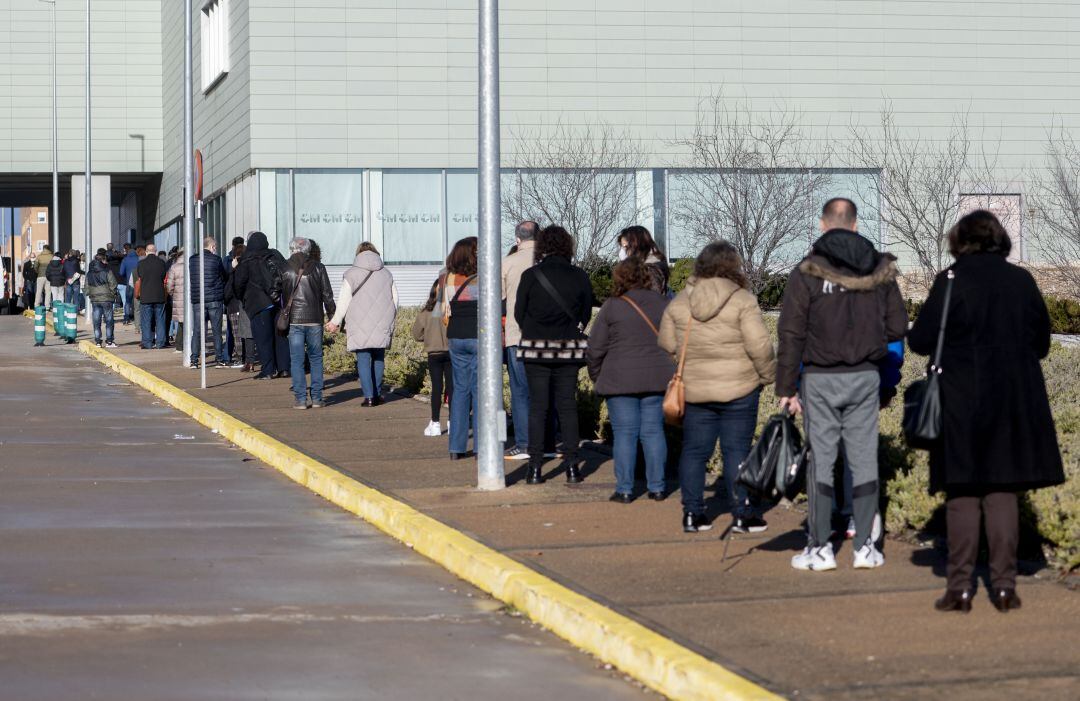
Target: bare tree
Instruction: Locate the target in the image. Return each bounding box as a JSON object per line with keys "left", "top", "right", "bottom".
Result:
{"left": 847, "top": 105, "right": 997, "bottom": 294}
{"left": 502, "top": 121, "right": 648, "bottom": 270}
{"left": 1030, "top": 125, "right": 1080, "bottom": 298}
{"left": 669, "top": 92, "right": 833, "bottom": 291}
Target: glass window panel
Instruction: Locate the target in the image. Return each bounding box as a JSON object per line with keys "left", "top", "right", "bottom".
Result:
{"left": 292, "top": 171, "right": 363, "bottom": 265}
{"left": 446, "top": 170, "right": 478, "bottom": 246}
{"left": 380, "top": 170, "right": 443, "bottom": 265}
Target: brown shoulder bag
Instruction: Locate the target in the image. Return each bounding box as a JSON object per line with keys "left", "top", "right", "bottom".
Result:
{"left": 662, "top": 314, "right": 693, "bottom": 425}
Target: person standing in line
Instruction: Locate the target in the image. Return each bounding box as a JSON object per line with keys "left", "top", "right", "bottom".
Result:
{"left": 118, "top": 242, "right": 138, "bottom": 324}
{"left": 233, "top": 231, "right": 290, "bottom": 379}
{"left": 280, "top": 237, "right": 335, "bottom": 409}
{"left": 437, "top": 238, "right": 480, "bottom": 458}
{"left": 43, "top": 250, "right": 66, "bottom": 308}
{"left": 136, "top": 243, "right": 169, "bottom": 349}
{"left": 188, "top": 237, "right": 231, "bottom": 369}
{"left": 587, "top": 257, "right": 675, "bottom": 503}
{"left": 617, "top": 225, "right": 670, "bottom": 295}
{"left": 659, "top": 243, "right": 776, "bottom": 533}
{"left": 325, "top": 242, "right": 398, "bottom": 406}
{"left": 34, "top": 245, "right": 55, "bottom": 307}
{"left": 223, "top": 236, "right": 246, "bottom": 361}
{"left": 106, "top": 243, "right": 124, "bottom": 316}
{"left": 21, "top": 252, "right": 37, "bottom": 309}
{"left": 131, "top": 245, "right": 147, "bottom": 334}
{"left": 412, "top": 276, "right": 453, "bottom": 436}
{"left": 225, "top": 239, "right": 255, "bottom": 371}
{"left": 62, "top": 250, "right": 83, "bottom": 306}
{"left": 908, "top": 210, "right": 1064, "bottom": 613}
{"left": 85, "top": 249, "right": 118, "bottom": 348}
{"left": 776, "top": 198, "right": 908, "bottom": 571}
{"left": 502, "top": 220, "right": 539, "bottom": 461}
{"left": 515, "top": 225, "right": 594, "bottom": 484}
{"left": 166, "top": 247, "right": 185, "bottom": 354}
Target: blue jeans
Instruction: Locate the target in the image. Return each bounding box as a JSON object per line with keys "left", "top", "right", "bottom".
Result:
{"left": 140, "top": 302, "right": 166, "bottom": 348}
{"left": 448, "top": 338, "right": 478, "bottom": 454}
{"left": 678, "top": 388, "right": 761, "bottom": 517}
{"left": 65, "top": 282, "right": 81, "bottom": 305}
{"left": 116, "top": 284, "right": 129, "bottom": 319}
{"left": 354, "top": 348, "right": 385, "bottom": 400}
{"left": 505, "top": 347, "right": 530, "bottom": 450}
{"left": 91, "top": 302, "right": 115, "bottom": 344}
{"left": 124, "top": 285, "right": 134, "bottom": 321}
{"left": 607, "top": 394, "right": 667, "bottom": 495}
{"left": 290, "top": 325, "right": 324, "bottom": 403}
{"left": 191, "top": 300, "right": 228, "bottom": 365}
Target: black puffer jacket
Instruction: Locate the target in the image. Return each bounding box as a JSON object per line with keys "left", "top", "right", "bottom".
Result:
{"left": 282, "top": 253, "right": 336, "bottom": 325}
{"left": 188, "top": 250, "right": 228, "bottom": 304}
{"left": 45, "top": 258, "right": 66, "bottom": 286}
{"left": 776, "top": 229, "right": 908, "bottom": 397}
{"left": 233, "top": 232, "right": 288, "bottom": 318}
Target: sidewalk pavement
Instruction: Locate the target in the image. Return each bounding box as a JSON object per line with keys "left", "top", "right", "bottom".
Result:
{"left": 71, "top": 319, "right": 1080, "bottom": 700}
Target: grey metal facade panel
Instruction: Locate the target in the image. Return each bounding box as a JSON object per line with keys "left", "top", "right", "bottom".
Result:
{"left": 0, "top": 0, "right": 163, "bottom": 174}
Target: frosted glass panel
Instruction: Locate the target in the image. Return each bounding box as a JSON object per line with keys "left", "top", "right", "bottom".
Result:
{"left": 381, "top": 171, "right": 443, "bottom": 265}
{"left": 292, "top": 171, "right": 363, "bottom": 265}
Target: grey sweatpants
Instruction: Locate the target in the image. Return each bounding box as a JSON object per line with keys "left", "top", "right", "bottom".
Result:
{"left": 803, "top": 371, "right": 880, "bottom": 548}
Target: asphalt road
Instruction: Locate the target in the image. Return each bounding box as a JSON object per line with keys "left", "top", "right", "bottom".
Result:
{"left": 0, "top": 317, "right": 643, "bottom": 701}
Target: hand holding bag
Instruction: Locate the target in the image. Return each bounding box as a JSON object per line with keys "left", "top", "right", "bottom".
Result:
{"left": 903, "top": 269, "right": 954, "bottom": 449}
{"left": 663, "top": 315, "right": 693, "bottom": 425}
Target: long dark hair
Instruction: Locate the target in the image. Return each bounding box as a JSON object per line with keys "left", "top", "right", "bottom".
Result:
{"left": 535, "top": 225, "right": 574, "bottom": 263}
{"left": 619, "top": 225, "right": 666, "bottom": 263}
{"left": 423, "top": 278, "right": 440, "bottom": 312}
{"left": 446, "top": 237, "right": 478, "bottom": 276}
{"left": 694, "top": 242, "right": 749, "bottom": 289}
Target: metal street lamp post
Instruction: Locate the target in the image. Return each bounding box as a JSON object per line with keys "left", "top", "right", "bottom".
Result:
{"left": 38, "top": 0, "right": 59, "bottom": 254}
{"left": 83, "top": 0, "right": 91, "bottom": 318}
{"left": 182, "top": 0, "right": 195, "bottom": 368}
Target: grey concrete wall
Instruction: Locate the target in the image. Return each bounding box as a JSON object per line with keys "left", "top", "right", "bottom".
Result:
{"left": 0, "top": 0, "right": 162, "bottom": 174}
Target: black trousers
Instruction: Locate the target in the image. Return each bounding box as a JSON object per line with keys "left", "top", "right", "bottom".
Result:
{"left": 946, "top": 490, "right": 1019, "bottom": 591}
{"left": 525, "top": 362, "right": 580, "bottom": 465}
{"left": 428, "top": 352, "right": 453, "bottom": 422}
{"left": 251, "top": 307, "right": 289, "bottom": 377}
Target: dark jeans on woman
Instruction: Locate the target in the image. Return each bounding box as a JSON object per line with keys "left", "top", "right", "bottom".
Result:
{"left": 678, "top": 388, "right": 761, "bottom": 517}
{"left": 250, "top": 306, "right": 289, "bottom": 378}
{"left": 607, "top": 394, "right": 667, "bottom": 495}
{"left": 448, "top": 338, "right": 478, "bottom": 454}
{"left": 428, "top": 351, "right": 453, "bottom": 422}
{"left": 945, "top": 490, "right": 1019, "bottom": 592}
{"left": 525, "top": 362, "right": 580, "bottom": 465}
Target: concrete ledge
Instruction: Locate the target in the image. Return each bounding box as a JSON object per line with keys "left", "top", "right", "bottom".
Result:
{"left": 76, "top": 339, "right": 780, "bottom": 701}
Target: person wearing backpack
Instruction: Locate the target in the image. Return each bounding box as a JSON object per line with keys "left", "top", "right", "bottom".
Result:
{"left": 659, "top": 242, "right": 776, "bottom": 534}
{"left": 776, "top": 198, "right": 908, "bottom": 572}
{"left": 233, "top": 231, "right": 290, "bottom": 379}
{"left": 514, "top": 226, "right": 594, "bottom": 484}
{"left": 587, "top": 257, "right": 674, "bottom": 503}
{"left": 412, "top": 275, "right": 452, "bottom": 436}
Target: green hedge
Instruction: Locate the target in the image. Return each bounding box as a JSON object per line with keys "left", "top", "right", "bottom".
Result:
{"left": 326, "top": 308, "right": 1079, "bottom": 573}
{"left": 1046, "top": 296, "right": 1080, "bottom": 334}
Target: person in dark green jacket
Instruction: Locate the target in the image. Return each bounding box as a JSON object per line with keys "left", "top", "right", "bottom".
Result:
{"left": 86, "top": 249, "right": 118, "bottom": 347}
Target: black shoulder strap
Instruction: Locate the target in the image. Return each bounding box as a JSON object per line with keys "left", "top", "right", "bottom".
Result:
{"left": 350, "top": 270, "right": 375, "bottom": 298}
{"left": 534, "top": 268, "right": 584, "bottom": 332}
{"left": 930, "top": 270, "right": 955, "bottom": 371}
{"left": 450, "top": 274, "right": 477, "bottom": 304}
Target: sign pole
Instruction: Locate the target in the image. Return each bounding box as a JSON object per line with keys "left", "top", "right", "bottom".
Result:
{"left": 182, "top": 1, "right": 195, "bottom": 368}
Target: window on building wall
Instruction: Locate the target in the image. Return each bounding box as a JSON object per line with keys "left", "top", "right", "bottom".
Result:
{"left": 293, "top": 171, "right": 363, "bottom": 265}
{"left": 381, "top": 171, "right": 443, "bottom": 265}
{"left": 201, "top": 0, "right": 230, "bottom": 92}
{"left": 37, "top": 211, "right": 46, "bottom": 224}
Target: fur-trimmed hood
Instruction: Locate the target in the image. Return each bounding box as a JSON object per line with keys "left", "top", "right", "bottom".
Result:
{"left": 799, "top": 229, "right": 899, "bottom": 291}
{"left": 799, "top": 255, "right": 899, "bottom": 291}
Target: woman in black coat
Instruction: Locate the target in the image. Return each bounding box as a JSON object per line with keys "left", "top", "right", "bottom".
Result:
{"left": 908, "top": 210, "right": 1064, "bottom": 613}
{"left": 515, "top": 225, "right": 594, "bottom": 485}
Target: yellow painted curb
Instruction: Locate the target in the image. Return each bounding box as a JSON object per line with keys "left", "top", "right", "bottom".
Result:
{"left": 76, "top": 339, "right": 781, "bottom": 701}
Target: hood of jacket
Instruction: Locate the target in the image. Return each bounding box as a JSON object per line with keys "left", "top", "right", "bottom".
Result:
{"left": 246, "top": 231, "right": 269, "bottom": 253}
{"left": 351, "top": 250, "right": 385, "bottom": 271}
{"left": 800, "top": 229, "right": 899, "bottom": 290}
{"left": 686, "top": 276, "right": 741, "bottom": 323}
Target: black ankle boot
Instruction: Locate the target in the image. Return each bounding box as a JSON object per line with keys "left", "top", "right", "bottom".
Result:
{"left": 564, "top": 460, "right": 583, "bottom": 484}
{"left": 526, "top": 464, "right": 545, "bottom": 485}
{"left": 934, "top": 589, "right": 973, "bottom": 613}
{"left": 991, "top": 588, "right": 1021, "bottom": 612}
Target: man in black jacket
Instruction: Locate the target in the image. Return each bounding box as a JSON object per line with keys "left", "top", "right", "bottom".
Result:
{"left": 233, "top": 231, "right": 290, "bottom": 379}
{"left": 136, "top": 243, "right": 169, "bottom": 349}
{"left": 188, "top": 237, "right": 230, "bottom": 368}
{"left": 777, "top": 198, "right": 908, "bottom": 572}
{"left": 282, "top": 237, "right": 336, "bottom": 408}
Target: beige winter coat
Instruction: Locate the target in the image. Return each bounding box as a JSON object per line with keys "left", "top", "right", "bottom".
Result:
{"left": 501, "top": 239, "right": 535, "bottom": 346}
{"left": 658, "top": 276, "right": 776, "bottom": 404}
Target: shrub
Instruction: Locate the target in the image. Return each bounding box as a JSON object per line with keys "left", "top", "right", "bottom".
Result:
{"left": 589, "top": 265, "right": 614, "bottom": 304}
{"left": 905, "top": 298, "right": 923, "bottom": 323}
{"left": 756, "top": 274, "right": 786, "bottom": 310}
{"left": 669, "top": 258, "right": 693, "bottom": 293}
{"left": 1045, "top": 296, "right": 1080, "bottom": 334}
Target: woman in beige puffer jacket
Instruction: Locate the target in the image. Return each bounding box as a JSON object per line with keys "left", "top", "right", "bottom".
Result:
{"left": 658, "top": 241, "right": 776, "bottom": 534}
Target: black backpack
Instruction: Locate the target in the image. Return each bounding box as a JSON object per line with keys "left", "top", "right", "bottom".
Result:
{"left": 736, "top": 413, "right": 810, "bottom": 503}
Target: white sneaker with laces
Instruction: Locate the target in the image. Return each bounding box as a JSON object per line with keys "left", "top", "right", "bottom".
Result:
{"left": 853, "top": 540, "right": 885, "bottom": 569}
{"left": 791, "top": 543, "right": 837, "bottom": 571}
{"left": 423, "top": 420, "right": 442, "bottom": 437}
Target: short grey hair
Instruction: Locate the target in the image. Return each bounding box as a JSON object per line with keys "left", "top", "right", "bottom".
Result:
{"left": 515, "top": 220, "right": 539, "bottom": 241}
{"left": 203, "top": 236, "right": 216, "bottom": 249}
{"left": 289, "top": 237, "right": 311, "bottom": 255}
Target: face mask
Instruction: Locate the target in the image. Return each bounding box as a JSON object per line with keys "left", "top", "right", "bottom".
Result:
{"left": 618, "top": 247, "right": 629, "bottom": 261}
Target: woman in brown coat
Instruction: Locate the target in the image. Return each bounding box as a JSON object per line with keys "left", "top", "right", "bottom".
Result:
{"left": 659, "top": 242, "right": 776, "bottom": 534}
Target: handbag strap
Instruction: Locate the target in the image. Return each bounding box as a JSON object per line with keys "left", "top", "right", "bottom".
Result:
{"left": 449, "top": 274, "right": 477, "bottom": 305}
{"left": 282, "top": 262, "right": 306, "bottom": 314}
{"left": 674, "top": 314, "right": 693, "bottom": 379}
{"left": 930, "top": 270, "right": 955, "bottom": 372}
{"left": 619, "top": 295, "right": 658, "bottom": 336}
{"left": 350, "top": 270, "right": 375, "bottom": 298}
{"left": 535, "top": 268, "right": 585, "bottom": 333}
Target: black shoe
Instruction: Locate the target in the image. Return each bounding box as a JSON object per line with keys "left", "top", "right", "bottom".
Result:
{"left": 732, "top": 516, "right": 768, "bottom": 534}
{"left": 449, "top": 451, "right": 472, "bottom": 461}
{"left": 34, "top": 342, "right": 44, "bottom": 347}
{"left": 609, "top": 492, "right": 633, "bottom": 504}
{"left": 273, "top": 370, "right": 290, "bottom": 379}
{"left": 564, "top": 461, "right": 584, "bottom": 484}
{"left": 647, "top": 491, "right": 666, "bottom": 502}
{"left": 683, "top": 512, "right": 713, "bottom": 533}
{"left": 253, "top": 374, "right": 273, "bottom": 381}
{"left": 526, "top": 464, "right": 545, "bottom": 485}
{"left": 361, "top": 398, "right": 375, "bottom": 407}
{"left": 935, "top": 589, "right": 974, "bottom": 613}
{"left": 990, "top": 588, "right": 1022, "bottom": 612}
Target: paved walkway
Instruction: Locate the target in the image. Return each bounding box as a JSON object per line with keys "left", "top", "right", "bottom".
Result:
{"left": 26, "top": 314, "right": 1080, "bottom": 700}
{"left": 0, "top": 317, "right": 645, "bottom": 700}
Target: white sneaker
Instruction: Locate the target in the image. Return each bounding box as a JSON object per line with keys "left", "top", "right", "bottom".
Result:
{"left": 791, "top": 543, "right": 837, "bottom": 571}
{"left": 853, "top": 540, "right": 885, "bottom": 569}
{"left": 423, "top": 420, "right": 442, "bottom": 437}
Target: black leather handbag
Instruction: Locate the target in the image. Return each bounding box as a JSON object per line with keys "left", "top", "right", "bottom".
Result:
{"left": 737, "top": 412, "right": 810, "bottom": 502}
{"left": 903, "top": 269, "right": 955, "bottom": 449}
